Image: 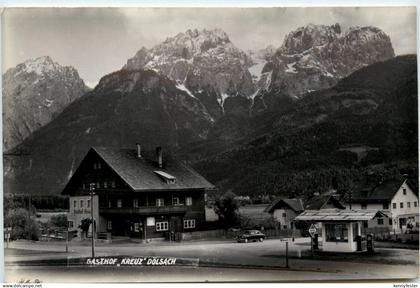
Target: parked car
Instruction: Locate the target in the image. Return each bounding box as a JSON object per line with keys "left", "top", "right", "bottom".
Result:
{"left": 237, "top": 230, "right": 265, "bottom": 243}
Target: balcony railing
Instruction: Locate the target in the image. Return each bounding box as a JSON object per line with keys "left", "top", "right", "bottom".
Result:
{"left": 99, "top": 205, "right": 188, "bottom": 215}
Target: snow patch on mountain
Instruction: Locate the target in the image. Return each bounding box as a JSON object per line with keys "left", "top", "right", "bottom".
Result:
{"left": 285, "top": 62, "right": 298, "bottom": 74}
{"left": 176, "top": 82, "right": 197, "bottom": 99}
{"left": 45, "top": 99, "right": 54, "bottom": 107}
{"left": 248, "top": 59, "right": 267, "bottom": 82}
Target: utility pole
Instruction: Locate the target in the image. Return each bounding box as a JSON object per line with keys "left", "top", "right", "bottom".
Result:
{"left": 65, "top": 219, "right": 69, "bottom": 253}
{"left": 310, "top": 236, "right": 313, "bottom": 257}
{"left": 90, "top": 183, "right": 96, "bottom": 258}
{"left": 349, "top": 189, "right": 352, "bottom": 210}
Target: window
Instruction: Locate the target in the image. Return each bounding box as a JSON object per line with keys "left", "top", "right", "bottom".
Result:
{"left": 156, "top": 222, "right": 168, "bottom": 231}
{"left": 93, "top": 162, "right": 102, "bottom": 170}
{"left": 414, "top": 202, "right": 418, "bottom": 208}
{"left": 82, "top": 183, "right": 86, "bottom": 189}
{"left": 377, "top": 218, "right": 384, "bottom": 225}
{"left": 108, "top": 200, "right": 112, "bottom": 208}
{"left": 400, "top": 202, "right": 404, "bottom": 208}
{"left": 98, "top": 162, "right": 101, "bottom": 169}
{"left": 282, "top": 213, "right": 287, "bottom": 218}
{"left": 68, "top": 221, "right": 74, "bottom": 228}
{"left": 111, "top": 180, "right": 116, "bottom": 188}
{"left": 96, "top": 182, "right": 100, "bottom": 189}
{"left": 184, "top": 219, "right": 196, "bottom": 229}
{"left": 361, "top": 204, "right": 367, "bottom": 210}
{"left": 104, "top": 181, "right": 108, "bottom": 189}
{"left": 283, "top": 225, "right": 288, "bottom": 229}
{"left": 325, "top": 224, "right": 348, "bottom": 242}
{"left": 133, "top": 199, "right": 139, "bottom": 208}
{"left": 87, "top": 199, "right": 91, "bottom": 209}
{"left": 117, "top": 199, "right": 122, "bottom": 208}
{"left": 107, "top": 221, "right": 112, "bottom": 230}
{"left": 156, "top": 198, "right": 164, "bottom": 207}
{"left": 80, "top": 200, "right": 84, "bottom": 208}
{"left": 73, "top": 200, "right": 77, "bottom": 209}
{"left": 403, "top": 188, "right": 407, "bottom": 195}
{"left": 407, "top": 202, "right": 411, "bottom": 208}
{"left": 389, "top": 219, "right": 393, "bottom": 225}
{"left": 392, "top": 203, "right": 397, "bottom": 209}
{"left": 173, "top": 197, "right": 180, "bottom": 206}
{"left": 186, "top": 197, "right": 192, "bottom": 206}
{"left": 383, "top": 203, "right": 389, "bottom": 210}
{"left": 134, "top": 223, "right": 140, "bottom": 232}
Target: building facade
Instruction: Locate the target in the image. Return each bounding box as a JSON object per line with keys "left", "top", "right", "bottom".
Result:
{"left": 346, "top": 179, "right": 419, "bottom": 232}
{"left": 63, "top": 145, "right": 215, "bottom": 241}
{"left": 265, "top": 198, "right": 304, "bottom": 229}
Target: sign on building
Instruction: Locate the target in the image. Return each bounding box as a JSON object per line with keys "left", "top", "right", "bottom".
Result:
{"left": 147, "top": 217, "right": 155, "bottom": 226}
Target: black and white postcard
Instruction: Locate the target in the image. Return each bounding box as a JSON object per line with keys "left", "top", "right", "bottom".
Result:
{"left": 1, "top": 6, "right": 419, "bottom": 284}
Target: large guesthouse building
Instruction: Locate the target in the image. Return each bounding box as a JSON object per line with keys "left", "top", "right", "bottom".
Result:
{"left": 63, "top": 144, "right": 215, "bottom": 241}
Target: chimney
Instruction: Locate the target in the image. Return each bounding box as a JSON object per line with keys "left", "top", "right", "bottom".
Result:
{"left": 156, "top": 146, "right": 163, "bottom": 168}
{"left": 136, "top": 143, "right": 142, "bottom": 158}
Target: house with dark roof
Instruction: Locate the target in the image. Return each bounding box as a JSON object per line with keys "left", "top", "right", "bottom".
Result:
{"left": 345, "top": 178, "right": 419, "bottom": 232}
{"left": 62, "top": 144, "right": 215, "bottom": 241}
{"left": 304, "top": 194, "right": 345, "bottom": 210}
{"left": 265, "top": 198, "right": 304, "bottom": 229}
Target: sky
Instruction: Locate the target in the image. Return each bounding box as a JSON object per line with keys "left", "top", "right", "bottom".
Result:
{"left": 1, "top": 7, "right": 417, "bottom": 88}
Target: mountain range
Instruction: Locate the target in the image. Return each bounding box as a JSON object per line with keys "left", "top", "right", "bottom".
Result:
{"left": 3, "top": 24, "right": 416, "bottom": 199}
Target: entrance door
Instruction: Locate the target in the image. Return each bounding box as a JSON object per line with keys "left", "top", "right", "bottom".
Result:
{"left": 130, "top": 220, "right": 144, "bottom": 239}
{"left": 399, "top": 218, "right": 406, "bottom": 229}
{"left": 111, "top": 218, "right": 126, "bottom": 236}
{"left": 170, "top": 216, "right": 182, "bottom": 233}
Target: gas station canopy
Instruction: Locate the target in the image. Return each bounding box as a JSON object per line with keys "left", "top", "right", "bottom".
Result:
{"left": 295, "top": 209, "right": 388, "bottom": 222}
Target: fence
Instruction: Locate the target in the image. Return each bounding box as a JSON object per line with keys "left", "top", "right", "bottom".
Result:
{"left": 362, "top": 226, "right": 419, "bottom": 243}
{"left": 39, "top": 229, "right": 77, "bottom": 241}
{"left": 181, "top": 228, "right": 301, "bottom": 241}
{"left": 362, "top": 226, "right": 392, "bottom": 240}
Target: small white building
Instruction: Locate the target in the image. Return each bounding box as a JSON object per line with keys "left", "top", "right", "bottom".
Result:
{"left": 265, "top": 198, "right": 304, "bottom": 229}
{"left": 295, "top": 209, "right": 388, "bottom": 253}
{"left": 346, "top": 179, "right": 419, "bottom": 232}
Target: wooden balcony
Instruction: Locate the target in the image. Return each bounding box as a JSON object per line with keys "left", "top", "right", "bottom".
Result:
{"left": 99, "top": 205, "right": 188, "bottom": 215}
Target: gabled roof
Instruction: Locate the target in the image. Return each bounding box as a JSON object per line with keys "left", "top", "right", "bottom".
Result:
{"left": 63, "top": 147, "right": 215, "bottom": 194}
{"left": 294, "top": 208, "right": 388, "bottom": 222}
{"left": 304, "top": 195, "right": 345, "bottom": 210}
{"left": 265, "top": 198, "right": 304, "bottom": 213}
{"left": 349, "top": 179, "right": 414, "bottom": 203}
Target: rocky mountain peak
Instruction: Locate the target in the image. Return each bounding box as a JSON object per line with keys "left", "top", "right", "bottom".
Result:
{"left": 250, "top": 24, "right": 395, "bottom": 113}
{"left": 281, "top": 23, "right": 342, "bottom": 55}
{"left": 345, "top": 26, "right": 392, "bottom": 46}
{"left": 12, "top": 56, "right": 78, "bottom": 78}
{"left": 3, "top": 56, "right": 89, "bottom": 150}
{"left": 124, "top": 28, "right": 254, "bottom": 119}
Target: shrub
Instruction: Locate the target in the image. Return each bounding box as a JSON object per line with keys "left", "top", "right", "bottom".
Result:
{"left": 49, "top": 214, "right": 68, "bottom": 228}
{"left": 5, "top": 208, "right": 40, "bottom": 241}
{"left": 214, "top": 193, "right": 240, "bottom": 229}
